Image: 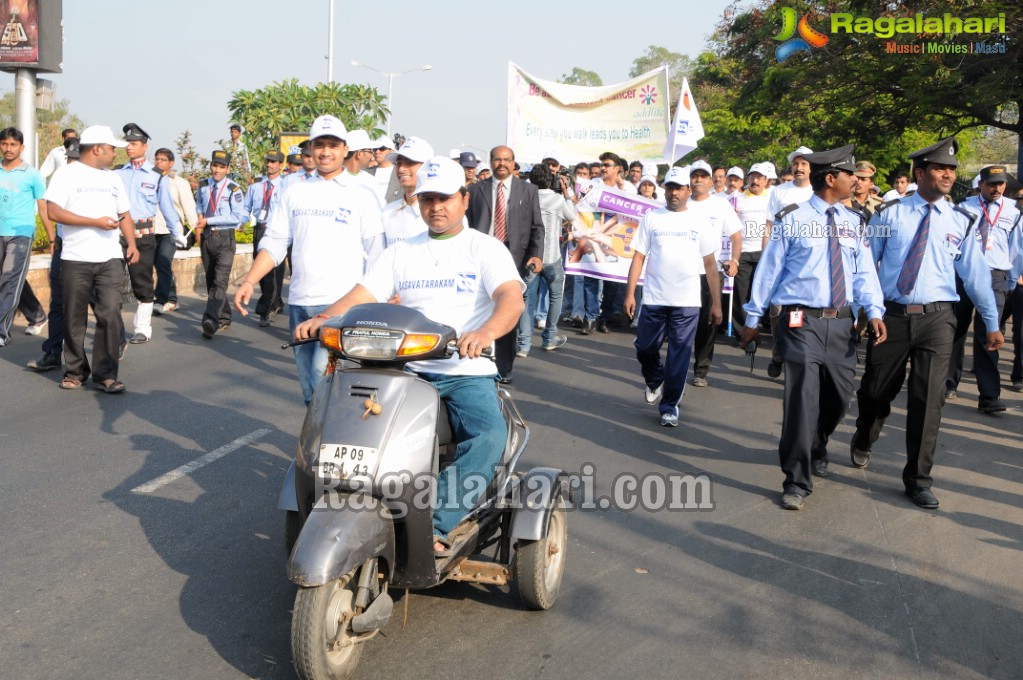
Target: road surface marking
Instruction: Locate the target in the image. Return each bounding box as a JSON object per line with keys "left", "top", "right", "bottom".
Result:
{"left": 131, "top": 428, "right": 273, "bottom": 493}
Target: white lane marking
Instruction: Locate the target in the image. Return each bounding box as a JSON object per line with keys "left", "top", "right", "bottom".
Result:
{"left": 131, "top": 428, "right": 273, "bottom": 493}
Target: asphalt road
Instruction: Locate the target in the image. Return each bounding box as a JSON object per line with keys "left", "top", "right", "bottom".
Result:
{"left": 1, "top": 298, "right": 1021, "bottom": 680}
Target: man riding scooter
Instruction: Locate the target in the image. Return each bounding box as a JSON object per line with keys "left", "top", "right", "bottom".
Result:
{"left": 295, "top": 156, "right": 525, "bottom": 554}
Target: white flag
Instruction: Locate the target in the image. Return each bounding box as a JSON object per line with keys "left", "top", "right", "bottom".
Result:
{"left": 663, "top": 77, "right": 704, "bottom": 164}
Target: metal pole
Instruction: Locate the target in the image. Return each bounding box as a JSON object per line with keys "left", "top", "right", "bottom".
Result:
{"left": 14, "top": 68, "right": 37, "bottom": 167}
{"left": 386, "top": 73, "right": 394, "bottom": 136}
{"left": 326, "top": 0, "right": 334, "bottom": 83}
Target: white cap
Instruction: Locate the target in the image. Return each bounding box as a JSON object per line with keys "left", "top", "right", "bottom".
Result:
{"left": 476, "top": 163, "right": 491, "bottom": 177}
{"left": 689, "top": 160, "right": 712, "bottom": 176}
{"left": 309, "top": 115, "right": 348, "bottom": 142}
{"left": 748, "top": 162, "right": 772, "bottom": 178}
{"left": 639, "top": 175, "right": 658, "bottom": 187}
{"left": 726, "top": 166, "right": 744, "bottom": 179}
{"left": 763, "top": 162, "right": 778, "bottom": 179}
{"left": 663, "top": 166, "right": 690, "bottom": 186}
{"left": 385, "top": 136, "right": 434, "bottom": 164}
{"left": 449, "top": 147, "right": 461, "bottom": 159}
{"left": 345, "top": 130, "right": 373, "bottom": 151}
{"left": 373, "top": 136, "right": 394, "bottom": 150}
{"left": 79, "top": 125, "right": 127, "bottom": 148}
{"left": 972, "top": 175, "right": 981, "bottom": 189}
{"left": 641, "top": 162, "right": 659, "bottom": 178}
{"left": 787, "top": 145, "right": 813, "bottom": 163}
{"left": 906, "top": 182, "right": 918, "bottom": 192}
{"left": 413, "top": 156, "right": 465, "bottom": 196}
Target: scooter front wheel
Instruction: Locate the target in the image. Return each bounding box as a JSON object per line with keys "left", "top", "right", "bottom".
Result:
{"left": 514, "top": 499, "right": 568, "bottom": 610}
{"left": 291, "top": 570, "right": 364, "bottom": 680}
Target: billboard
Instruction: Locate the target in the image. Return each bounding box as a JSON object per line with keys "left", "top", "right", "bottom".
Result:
{"left": 0, "top": 0, "right": 62, "bottom": 73}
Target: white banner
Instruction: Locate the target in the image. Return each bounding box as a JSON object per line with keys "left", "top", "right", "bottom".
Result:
{"left": 663, "top": 77, "right": 705, "bottom": 164}
{"left": 506, "top": 62, "right": 671, "bottom": 164}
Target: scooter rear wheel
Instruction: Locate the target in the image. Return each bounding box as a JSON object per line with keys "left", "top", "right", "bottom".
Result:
{"left": 514, "top": 499, "right": 568, "bottom": 610}
{"left": 291, "top": 570, "right": 364, "bottom": 680}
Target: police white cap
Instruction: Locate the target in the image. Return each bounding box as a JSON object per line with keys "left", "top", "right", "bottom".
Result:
{"left": 309, "top": 115, "right": 348, "bottom": 142}
{"left": 385, "top": 136, "right": 434, "bottom": 164}
{"left": 413, "top": 156, "right": 465, "bottom": 196}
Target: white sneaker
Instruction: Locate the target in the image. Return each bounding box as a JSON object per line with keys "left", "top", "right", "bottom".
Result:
{"left": 644, "top": 383, "right": 663, "bottom": 405}
{"left": 660, "top": 412, "right": 679, "bottom": 427}
{"left": 515, "top": 350, "right": 528, "bottom": 358}
{"left": 25, "top": 320, "right": 46, "bottom": 336}
{"left": 162, "top": 301, "right": 178, "bottom": 313}
{"left": 535, "top": 318, "right": 546, "bottom": 330}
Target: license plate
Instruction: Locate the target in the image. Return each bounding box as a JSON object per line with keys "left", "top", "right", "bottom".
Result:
{"left": 317, "top": 443, "right": 379, "bottom": 482}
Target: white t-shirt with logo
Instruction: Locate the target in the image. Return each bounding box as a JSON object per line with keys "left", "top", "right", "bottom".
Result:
{"left": 44, "top": 162, "right": 131, "bottom": 263}
{"left": 733, "top": 190, "right": 771, "bottom": 254}
{"left": 766, "top": 181, "right": 814, "bottom": 223}
{"left": 359, "top": 227, "right": 525, "bottom": 376}
{"left": 687, "top": 194, "right": 743, "bottom": 264}
{"left": 262, "top": 175, "right": 384, "bottom": 306}
{"left": 381, "top": 197, "right": 425, "bottom": 248}
{"left": 631, "top": 208, "right": 718, "bottom": 307}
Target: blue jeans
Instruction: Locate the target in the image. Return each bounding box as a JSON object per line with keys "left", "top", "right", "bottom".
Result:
{"left": 417, "top": 372, "right": 508, "bottom": 536}
{"left": 289, "top": 303, "right": 331, "bottom": 404}
{"left": 153, "top": 233, "right": 178, "bottom": 305}
{"left": 0, "top": 235, "right": 33, "bottom": 343}
{"left": 518, "top": 261, "right": 565, "bottom": 352}
{"left": 581, "top": 276, "right": 601, "bottom": 321}
{"left": 634, "top": 305, "right": 700, "bottom": 417}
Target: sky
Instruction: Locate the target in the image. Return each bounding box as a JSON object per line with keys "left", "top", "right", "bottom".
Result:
{"left": 3, "top": 0, "right": 735, "bottom": 166}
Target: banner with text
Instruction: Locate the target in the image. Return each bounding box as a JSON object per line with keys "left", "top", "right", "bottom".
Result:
{"left": 506, "top": 63, "right": 671, "bottom": 164}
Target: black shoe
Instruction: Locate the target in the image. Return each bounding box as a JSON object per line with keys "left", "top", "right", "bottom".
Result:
{"left": 596, "top": 318, "right": 610, "bottom": 333}
{"left": 811, "top": 459, "right": 829, "bottom": 478}
{"left": 128, "top": 332, "right": 150, "bottom": 344}
{"left": 781, "top": 492, "right": 804, "bottom": 510}
{"left": 498, "top": 375, "right": 514, "bottom": 385}
{"left": 580, "top": 319, "right": 593, "bottom": 335}
{"left": 850, "top": 445, "right": 871, "bottom": 469}
{"left": 905, "top": 487, "right": 939, "bottom": 509}
{"left": 978, "top": 399, "right": 1007, "bottom": 414}
{"left": 1010, "top": 380, "right": 1022, "bottom": 393}
{"left": 202, "top": 319, "right": 217, "bottom": 339}
{"left": 767, "top": 360, "right": 783, "bottom": 378}
{"left": 945, "top": 389, "right": 957, "bottom": 400}
{"left": 27, "top": 352, "right": 62, "bottom": 372}
{"left": 258, "top": 315, "right": 271, "bottom": 327}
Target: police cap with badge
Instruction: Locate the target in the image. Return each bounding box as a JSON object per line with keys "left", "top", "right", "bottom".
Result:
{"left": 211, "top": 149, "right": 232, "bottom": 167}
{"left": 978, "top": 165, "right": 1007, "bottom": 185}
{"left": 802, "top": 144, "right": 857, "bottom": 178}
{"left": 265, "top": 150, "right": 285, "bottom": 163}
{"left": 122, "top": 122, "right": 151, "bottom": 142}
{"left": 908, "top": 137, "right": 958, "bottom": 168}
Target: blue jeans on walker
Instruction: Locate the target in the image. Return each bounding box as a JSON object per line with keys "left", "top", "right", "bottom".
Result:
{"left": 289, "top": 303, "right": 331, "bottom": 404}
{"left": 518, "top": 261, "right": 565, "bottom": 353}
{"left": 417, "top": 372, "right": 508, "bottom": 536}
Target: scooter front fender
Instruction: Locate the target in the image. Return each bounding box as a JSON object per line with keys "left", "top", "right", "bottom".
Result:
{"left": 510, "top": 467, "right": 564, "bottom": 542}
{"left": 287, "top": 493, "right": 395, "bottom": 587}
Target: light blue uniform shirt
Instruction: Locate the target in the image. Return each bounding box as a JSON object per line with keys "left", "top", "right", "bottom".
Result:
{"left": 745, "top": 194, "right": 886, "bottom": 328}
{"left": 244, "top": 175, "right": 282, "bottom": 224}
{"left": 114, "top": 160, "right": 183, "bottom": 238}
{"left": 867, "top": 192, "right": 999, "bottom": 329}
{"left": 280, "top": 169, "right": 314, "bottom": 194}
{"left": 196, "top": 177, "right": 247, "bottom": 229}
{"left": 957, "top": 194, "right": 1022, "bottom": 274}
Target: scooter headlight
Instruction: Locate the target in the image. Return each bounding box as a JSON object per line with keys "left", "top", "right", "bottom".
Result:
{"left": 339, "top": 327, "right": 404, "bottom": 360}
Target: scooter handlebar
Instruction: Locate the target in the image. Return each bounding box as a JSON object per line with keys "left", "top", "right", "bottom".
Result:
{"left": 445, "top": 340, "right": 495, "bottom": 360}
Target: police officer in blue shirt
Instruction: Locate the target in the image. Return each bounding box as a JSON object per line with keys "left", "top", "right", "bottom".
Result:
{"left": 945, "top": 164, "right": 1022, "bottom": 412}
{"left": 850, "top": 137, "right": 1003, "bottom": 510}
{"left": 244, "top": 149, "right": 286, "bottom": 326}
{"left": 740, "top": 145, "right": 887, "bottom": 511}
{"left": 116, "top": 123, "right": 188, "bottom": 344}
{"left": 195, "top": 149, "right": 247, "bottom": 338}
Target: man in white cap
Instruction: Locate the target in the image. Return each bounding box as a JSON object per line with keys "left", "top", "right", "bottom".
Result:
{"left": 234, "top": 115, "right": 384, "bottom": 403}
{"left": 370, "top": 136, "right": 398, "bottom": 205}
{"left": 763, "top": 144, "right": 815, "bottom": 377}
{"left": 293, "top": 156, "right": 525, "bottom": 552}
{"left": 724, "top": 167, "right": 744, "bottom": 196}
{"left": 44, "top": 125, "right": 139, "bottom": 393}
{"left": 381, "top": 136, "right": 434, "bottom": 247}
{"left": 341, "top": 130, "right": 378, "bottom": 194}
{"left": 625, "top": 166, "right": 721, "bottom": 427}
{"left": 730, "top": 162, "right": 773, "bottom": 332}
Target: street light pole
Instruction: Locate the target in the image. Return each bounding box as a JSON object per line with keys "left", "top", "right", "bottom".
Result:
{"left": 351, "top": 61, "right": 433, "bottom": 137}
{"left": 326, "top": 0, "right": 335, "bottom": 83}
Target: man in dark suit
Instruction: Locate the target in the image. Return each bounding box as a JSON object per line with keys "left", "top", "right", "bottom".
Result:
{"left": 467, "top": 145, "right": 544, "bottom": 383}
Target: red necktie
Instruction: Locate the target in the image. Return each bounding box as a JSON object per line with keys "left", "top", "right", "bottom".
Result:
{"left": 494, "top": 181, "right": 507, "bottom": 243}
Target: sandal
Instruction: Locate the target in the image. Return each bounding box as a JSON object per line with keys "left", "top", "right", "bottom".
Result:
{"left": 95, "top": 379, "right": 126, "bottom": 394}
{"left": 59, "top": 376, "right": 83, "bottom": 390}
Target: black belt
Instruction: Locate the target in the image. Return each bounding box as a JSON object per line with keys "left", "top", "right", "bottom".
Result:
{"left": 782, "top": 305, "right": 852, "bottom": 319}
{"left": 884, "top": 301, "right": 954, "bottom": 315}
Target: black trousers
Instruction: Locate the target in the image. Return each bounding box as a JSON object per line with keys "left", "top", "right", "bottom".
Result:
{"left": 692, "top": 274, "right": 718, "bottom": 379}
{"left": 853, "top": 308, "right": 956, "bottom": 491}
{"left": 731, "top": 251, "right": 761, "bottom": 332}
{"left": 62, "top": 258, "right": 124, "bottom": 384}
{"left": 121, "top": 233, "right": 157, "bottom": 303}
{"left": 201, "top": 229, "right": 236, "bottom": 326}
{"left": 153, "top": 233, "right": 178, "bottom": 305}
{"left": 1009, "top": 284, "right": 1023, "bottom": 384}
{"left": 778, "top": 314, "right": 857, "bottom": 496}
{"left": 598, "top": 281, "right": 625, "bottom": 322}
{"left": 42, "top": 237, "right": 64, "bottom": 356}
{"left": 947, "top": 271, "right": 1009, "bottom": 401}
{"left": 252, "top": 224, "right": 285, "bottom": 316}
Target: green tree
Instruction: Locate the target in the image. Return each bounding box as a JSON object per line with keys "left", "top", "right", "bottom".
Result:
{"left": 0, "top": 91, "right": 85, "bottom": 163}
{"left": 559, "top": 67, "right": 603, "bottom": 86}
{"left": 630, "top": 45, "right": 691, "bottom": 100}
{"left": 225, "top": 79, "right": 389, "bottom": 171}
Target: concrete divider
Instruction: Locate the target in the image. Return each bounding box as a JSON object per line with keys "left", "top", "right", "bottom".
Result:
{"left": 25, "top": 244, "right": 257, "bottom": 309}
